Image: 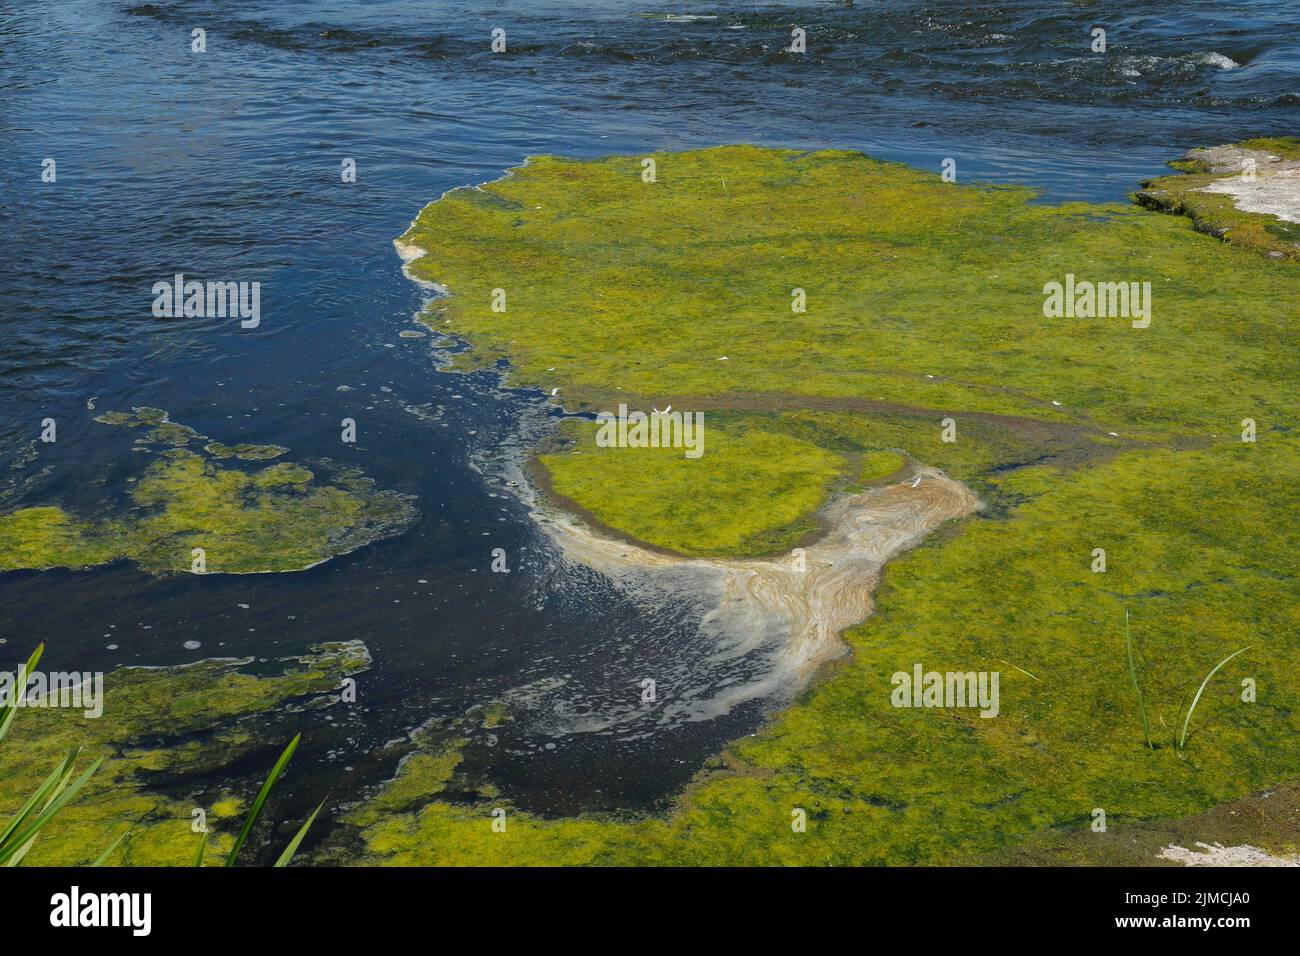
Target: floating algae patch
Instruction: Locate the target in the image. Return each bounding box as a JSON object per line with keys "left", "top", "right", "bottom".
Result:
{"left": 0, "top": 506, "right": 122, "bottom": 571}
{"left": 120, "top": 449, "right": 415, "bottom": 574}
{"left": 375, "top": 145, "right": 1300, "bottom": 863}
{"left": 203, "top": 441, "right": 287, "bottom": 461}
{"left": 0, "top": 641, "right": 369, "bottom": 866}
{"left": 95, "top": 405, "right": 205, "bottom": 446}
{"left": 0, "top": 412, "right": 415, "bottom": 574}
{"left": 1136, "top": 137, "right": 1300, "bottom": 260}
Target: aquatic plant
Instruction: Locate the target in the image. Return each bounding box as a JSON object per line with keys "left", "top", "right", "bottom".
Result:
{"left": 0, "top": 412, "right": 415, "bottom": 575}
{"left": 0, "top": 644, "right": 103, "bottom": 866}
{"left": 1136, "top": 137, "right": 1300, "bottom": 261}
{"left": 0, "top": 642, "right": 366, "bottom": 865}
{"left": 1177, "top": 646, "right": 1253, "bottom": 750}
{"left": 1125, "top": 611, "right": 1153, "bottom": 750}
{"left": 188, "top": 734, "right": 322, "bottom": 868}
{"left": 364, "top": 144, "right": 1300, "bottom": 864}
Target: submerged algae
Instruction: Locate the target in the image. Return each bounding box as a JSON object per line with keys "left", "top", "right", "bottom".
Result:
{"left": 0, "top": 412, "right": 415, "bottom": 574}
{"left": 370, "top": 145, "right": 1300, "bottom": 864}
{"left": 0, "top": 642, "right": 368, "bottom": 866}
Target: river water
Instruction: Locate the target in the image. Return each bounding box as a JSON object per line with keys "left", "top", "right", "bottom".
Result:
{"left": 1, "top": 0, "right": 1296, "bottom": 845}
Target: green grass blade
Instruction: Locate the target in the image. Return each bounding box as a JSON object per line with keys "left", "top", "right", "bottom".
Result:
{"left": 0, "top": 643, "right": 44, "bottom": 743}
{"left": 0, "top": 747, "right": 78, "bottom": 851}
{"left": 90, "top": 827, "right": 132, "bottom": 867}
{"left": 225, "top": 734, "right": 301, "bottom": 867}
{"left": 0, "top": 756, "right": 102, "bottom": 866}
{"left": 6, "top": 835, "right": 38, "bottom": 867}
{"left": 274, "top": 799, "right": 325, "bottom": 868}
{"left": 1178, "top": 645, "right": 1253, "bottom": 749}
{"left": 1125, "top": 611, "right": 1153, "bottom": 749}
{"left": 193, "top": 830, "right": 208, "bottom": 867}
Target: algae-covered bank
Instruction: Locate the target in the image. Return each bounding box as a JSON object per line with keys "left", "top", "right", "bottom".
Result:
{"left": 369, "top": 143, "right": 1300, "bottom": 865}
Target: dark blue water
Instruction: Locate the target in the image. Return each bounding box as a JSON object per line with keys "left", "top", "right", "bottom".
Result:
{"left": 1, "top": 0, "right": 1297, "bottom": 849}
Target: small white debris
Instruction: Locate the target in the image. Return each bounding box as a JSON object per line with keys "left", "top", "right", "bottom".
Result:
{"left": 183, "top": 640, "right": 202, "bottom": 650}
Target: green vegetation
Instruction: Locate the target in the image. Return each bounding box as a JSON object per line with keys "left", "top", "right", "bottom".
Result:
{"left": 402, "top": 145, "right": 1295, "bottom": 444}
{"left": 1178, "top": 645, "right": 1254, "bottom": 750}
{"left": 1125, "top": 611, "right": 1153, "bottom": 750}
{"left": 1136, "top": 136, "right": 1300, "bottom": 260}
{"left": 359, "top": 144, "right": 1300, "bottom": 864}
{"left": 204, "top": 442, "right": 288, "bottom": 461}
{"left": 856, "top": 449, "right": 907, "bottom": 484}
{"left": 540, "top": 418, "right": 843, "bottom": 555}
{"left": 0, "top": 642, "right": 366, "bottom": 865}
{"left": 0, "top": 644, "right": 104, "bottom": 866}
{"left": 0, "top": 412, "right": 415, "bottom": 574}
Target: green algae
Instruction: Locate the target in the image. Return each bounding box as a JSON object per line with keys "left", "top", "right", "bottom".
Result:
{"left": 0, "top": 414, "right": 415, "bottom": 575}
{"left": 0, "top": 506, "right": 121, "bottom": 571}
{"left": 540, "top": 418, "right": 844, "bottom": 556}
{"left": 401, "top": 145, "right": 1297, "bottom": 444}
{"left": 1136, "top": 137, "right": 1300, "bottom": 261}
{"left": 0, "top": 641, "right": 368, "bottom": 866}
{"left": 366, "top": 144, "right": 1300, "bottom": 864}
{"left": 351, "top": 440, "right": 1300, "bottom": 865}
{"left": 143, "top": 421, "right": 203, "bottom": 446}
{"left": 204, "top": 441, "right": 288, "bottom": 461}
{"left": 120, "top": 449, "right": 414, "bottom": 574}
{"left": 856, "top": 449, "right": 907, "bottom": 484}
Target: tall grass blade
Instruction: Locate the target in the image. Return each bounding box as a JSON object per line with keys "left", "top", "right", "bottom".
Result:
{"left": 0, "top": 643, "right": 44, "bottom": 743}
{"left": 0, "top": 755, "right": 102, "bottom": 866}
{"left": 193, "top": 830, "right": 208, "bottom": 867}
{"left": 91, "top": 827, "right": 132, "bottom": 866}
{"left": 0, "top": 749, "right": 76, "bottom": 851}
{"left": 274, "top": 799, "right": 325, "bottom": 868}
{"left": 1125, "top": 611, "right": 1152, "bottom": 749}
{"left": 1178, "top": 645, "right": 1253, "bottom": 749}
{"left": 225, "top": 734, "right": 300, "bottom": 867}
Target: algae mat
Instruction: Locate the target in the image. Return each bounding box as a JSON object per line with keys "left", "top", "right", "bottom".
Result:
{"left": 363, "top": 144, "right": 1300, "bottom": 864}
{"left": 0, "top": 407, "right": 416, "bottom": 575}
